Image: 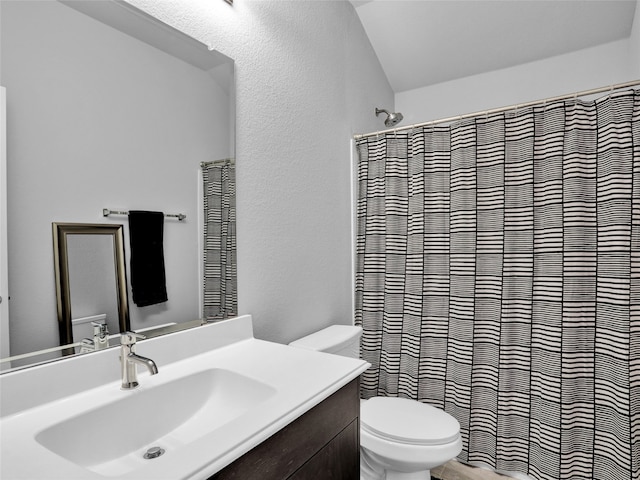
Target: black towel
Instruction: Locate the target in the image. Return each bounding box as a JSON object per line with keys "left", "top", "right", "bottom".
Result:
{"left": 128, "top": 210, "right": 168, "bottom": 307}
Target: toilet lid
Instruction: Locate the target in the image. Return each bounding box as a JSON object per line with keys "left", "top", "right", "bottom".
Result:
{"left": 361, "top": 397, "right": 460, "bottom": 446}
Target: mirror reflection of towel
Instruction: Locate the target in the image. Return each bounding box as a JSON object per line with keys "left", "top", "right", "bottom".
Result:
{"left": 128, "top": 211, "right": 168, "bottom": 307}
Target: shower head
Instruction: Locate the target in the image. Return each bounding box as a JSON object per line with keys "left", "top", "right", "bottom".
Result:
{"left": 376, "top": 107, "right": 404, "bottom": 127}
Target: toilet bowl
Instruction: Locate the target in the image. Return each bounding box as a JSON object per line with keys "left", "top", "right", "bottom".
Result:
{"left": 360, "top": 396, "right": 462, "bottom": 479}
{"left": 289, "top": 325, "right": 462, "bottom": 479}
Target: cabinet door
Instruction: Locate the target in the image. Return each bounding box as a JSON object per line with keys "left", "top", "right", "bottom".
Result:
{"left": 210, "top": 379, "right": 359, "bottom": 480}
{"left": 289, "top": 420, "right": 359, "bottom": 480}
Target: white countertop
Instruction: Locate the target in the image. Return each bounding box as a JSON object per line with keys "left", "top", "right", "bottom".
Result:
{"left": 0, "top": 316, "right": 369, "bottom": 479}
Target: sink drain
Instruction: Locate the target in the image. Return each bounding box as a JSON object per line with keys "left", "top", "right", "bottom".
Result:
{"left": 143, "top": 446, "right": 165, "bottom": 459}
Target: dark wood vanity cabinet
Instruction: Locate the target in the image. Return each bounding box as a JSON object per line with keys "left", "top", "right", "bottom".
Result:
{"left": 209, "top": 379, "right": 360, "bottom": 480}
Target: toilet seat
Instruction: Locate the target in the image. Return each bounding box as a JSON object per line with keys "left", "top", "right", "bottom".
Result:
{"left": 361, "top": 397, "right": 460, "bottom": 446}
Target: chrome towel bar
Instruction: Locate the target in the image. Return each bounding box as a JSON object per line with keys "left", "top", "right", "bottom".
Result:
{"left": 102, "top": 208, "right": 186, "bottom": 221}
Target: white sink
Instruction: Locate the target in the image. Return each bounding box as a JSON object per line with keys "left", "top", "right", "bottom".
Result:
{"left": 35, "top": 368, "right": 276, "bottom": 477}
{"left": 1, "top": 316, "right": 369, "bottom": 480}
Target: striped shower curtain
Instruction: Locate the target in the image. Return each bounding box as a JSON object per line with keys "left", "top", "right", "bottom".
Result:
{"left": 355, "top": 89, "right": 640, "bottom": 480}
{"left": 202, "top": 159, "right": 237, "bottom": 320}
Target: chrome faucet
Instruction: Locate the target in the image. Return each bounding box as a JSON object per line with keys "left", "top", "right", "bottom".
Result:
{"left": 92, "top": 322, "right": 109, "bottom": 350}
{"left": 120, "top": 332, "right": 158, "bottom": 389}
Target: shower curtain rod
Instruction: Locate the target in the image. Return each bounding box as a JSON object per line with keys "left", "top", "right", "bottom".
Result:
{"left": 353, "top": 79, "right": 640, "bottom": 140}
{"left": 200, "top": 158, "right": 235, "bottom": 167}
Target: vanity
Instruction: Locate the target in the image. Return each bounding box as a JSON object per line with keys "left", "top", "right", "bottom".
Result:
{"left": 0, "top": 316, "right": 369, "bottom": 479}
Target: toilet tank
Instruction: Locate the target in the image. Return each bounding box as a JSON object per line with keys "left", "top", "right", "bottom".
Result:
{"left": 289, "top": 325, "right": 362, "bottom": 358}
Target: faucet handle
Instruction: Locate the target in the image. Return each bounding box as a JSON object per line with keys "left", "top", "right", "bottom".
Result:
{"left": 120, "top": 331, "right": 146, "bottom": 346}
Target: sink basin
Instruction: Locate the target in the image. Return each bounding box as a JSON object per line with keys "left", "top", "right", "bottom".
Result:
{"left": 35, "top": 368, "right": 276, "bottom": 477}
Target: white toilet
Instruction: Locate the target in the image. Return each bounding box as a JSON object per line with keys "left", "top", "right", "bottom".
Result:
{"left": 289, "top": 325, "right": 462, "bottom": 480}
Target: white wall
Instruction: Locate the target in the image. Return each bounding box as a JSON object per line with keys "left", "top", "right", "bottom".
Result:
{"left": 2, "top": 0, "right": 232, "bottom": 356}
{"left": 631, "top": 0, "right": 640, "bottom": 76}
{"left": 397, "top": 16, "right": 640, "bottom": 125}
{"left": 122, "top": 0, "right": 393, "bottom": 344}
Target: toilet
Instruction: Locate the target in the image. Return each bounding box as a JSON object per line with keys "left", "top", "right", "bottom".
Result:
{"left": 289, "top": 325, "right": 462, "bottom": 480}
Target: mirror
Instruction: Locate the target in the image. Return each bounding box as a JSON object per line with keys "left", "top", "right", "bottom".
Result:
{"left": 1, "top": 0, "right": 235, "bottom": 370}
{"left": 52, "top": 223, "right": 129, "bottom": 350}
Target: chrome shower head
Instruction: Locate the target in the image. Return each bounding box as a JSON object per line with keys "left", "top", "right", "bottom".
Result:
{"left": 376, "top": 107, "right": 404, "bottom": 127}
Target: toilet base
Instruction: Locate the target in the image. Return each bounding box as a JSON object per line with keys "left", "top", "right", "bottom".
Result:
{"left": 361, "top": 448, "right": 431, "bottom": 480}
{"left": 385, "top": 471, "right": 431, "bottom": 480}
{"left": 360, "top": 468, "right": 431, "bottom": 480}
{"left": 361, "top": 447, "right": 384, "bottom": 479}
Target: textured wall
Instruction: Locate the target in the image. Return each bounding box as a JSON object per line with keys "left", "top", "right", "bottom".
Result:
{"left": 124, "top": 0, "right": 393, "bottom": 343}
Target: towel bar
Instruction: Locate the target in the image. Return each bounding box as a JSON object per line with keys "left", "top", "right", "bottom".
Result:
{"left": 102, "top": 209, "right": 186, "bottom": 221}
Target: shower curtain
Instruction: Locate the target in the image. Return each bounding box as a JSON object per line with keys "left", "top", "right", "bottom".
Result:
{"left": 202, "top": 160, "right": 237, "bottom": 320}
{"left": 355, "top": 89, "right": 639, "bottom": 480}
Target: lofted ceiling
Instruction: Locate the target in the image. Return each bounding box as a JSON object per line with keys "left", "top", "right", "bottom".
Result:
{"left": 350, "top": 0, "right": 638, "bottom": 93}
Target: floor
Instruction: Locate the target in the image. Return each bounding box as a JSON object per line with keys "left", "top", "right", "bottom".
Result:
{"left": 432, "top": 460, "right": 512, "bottom": 480}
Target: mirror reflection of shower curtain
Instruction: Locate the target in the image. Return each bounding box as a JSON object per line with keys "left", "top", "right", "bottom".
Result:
{"left": 202, "top": 159, "right": 237, "bottom": 320}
